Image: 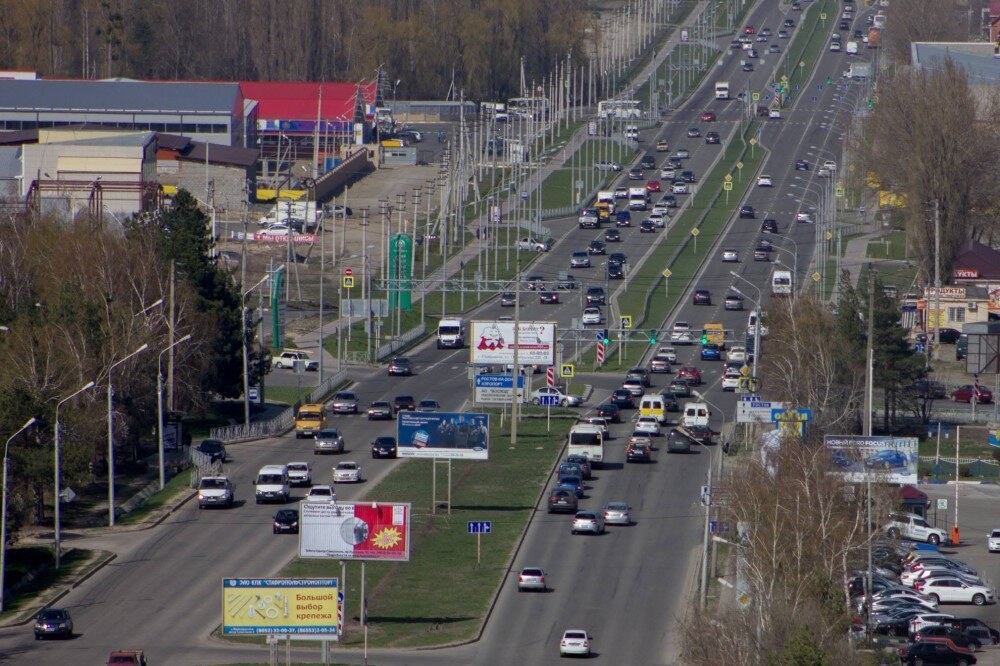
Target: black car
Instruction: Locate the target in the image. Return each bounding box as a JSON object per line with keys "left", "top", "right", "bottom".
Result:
{"left": 680, "top": 170, "right": 696, "bottom": 183}
{"left": 640, "top": 155, "right": 656, "bottom": 170}
{"left": 639, "top": 219, "right": 656, "bottom": 233}
{"left": 949, "top": 618, "right": 1000, "bottom": 644}
{"left": 783, "top": 18, "right": 795, "bottom": 28}
{"left": 525, "top": 275, "right": 545, "bottom": 291}
{"left": 628, "top": 168, "right": 643, "bottom": 180}
{"left": 588, "top": 240, "right": 606, "bottom": 255}
{"left": 626, "top": 367, "right": 652, "bottom": 387}
{"left": 595, "top": 403, "right": 622, "bottom": 423}
{"left": 387, "top": 356, "right": 413, "bottom": 376}
{"left": 912, "top": 625, "right": 983, "bottom": 651}
{"left": 938, "top": 328, "right": 962, "bottom": 344}
{"left": 604, "top": 228, "right": 621, "bottom": 242}
{"left": 900, "top": 642, "right": 978, "bottom": 665}
{"left": 608, "top": 252, "right": 627, "bottom": 266}
{"left": 668, "top": 379, "right": 691, "bottom": 397}
{"left": 392, "top": 395, "right": 416, "bottom": 413}
{"left": 34, "top": 607, "right": 73, "bottom": 640}
{"left": 627, "top": 443, "right": 652, "bottom": 463}
{"left": 693, "top": 289, "right": 712, "bottom": 305}
{"left": 705, "top": 131, "right": 721, "bottom": 144}
{"left": 739, "top": 205, "right": 755, "bottom": 218}
{"left": 371, "top": 436, "right": 398, "bottom": 459}
{"left": 757, "top": 238, "right": 773, "bottom": 251}
{"left": 660, "top": 194, "right": 678, "bottom": 207}
{"left": 761, "top": 218, "right": 779, "bottom": 234}
{"left": 610, "top": 389, "right": 635, "bottom": 409}
{"left": 195, "top": 439, "right": 227, "bottom": 464}
{"left": 660, "top": 392, "right": 680, "bottom": 412}
{"left": 607, "top": 263, "right": 625, "bottom": 279}
{"left": 273, "top": 509, "right": 300, "bottom": 534}
{"left": 795, "top": 159, "right": 809, "bottom": 171}
{"left": 742, "top": 62, "right": 754, "bottom": 72}
{"left": 500, "top": 292, "right": 517, "bottom": 307}
{"left": 539, "top": 291, "right": 560, "bottom": 304}
{"left": 586, "top": 287, "right": 606, "bottom": 305}
{"left": 557, "top": 275, "right": 577, "bottom": 290}
{"left": 839, "top": 20, "right": 849, "bottom": 30}
{"left": 853, "top": 29, "right": 864, "bottom": 39}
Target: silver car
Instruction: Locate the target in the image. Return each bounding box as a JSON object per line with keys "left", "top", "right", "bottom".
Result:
{"left": 314, "top": 428, "right": 345, "bottom": 454}
{"left": 517, "top": 567, "right": 548, "bottom": 592}
{"left": 572, "top": 511, "right": 605, "bottom": 535}
{"left": 333, "top": 461, "right": 362, "bottom": 483}
{"left": 286, "top": 462, "right": 312, "bottom": 486}
{"left": 603, "top": 502, "right": 631, "bottom": 526}
{"left": 331, "top": 391, "right": 359, "bottom": 414}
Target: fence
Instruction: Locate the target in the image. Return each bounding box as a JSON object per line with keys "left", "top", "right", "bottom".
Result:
{"left": 919, "top": 456, "right": 1000, "bottom": 479}
{"left": 375, "top": 323, "right": 427, "bottom": 361}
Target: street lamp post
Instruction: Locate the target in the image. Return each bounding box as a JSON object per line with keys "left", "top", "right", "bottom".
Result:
{"left": 108, "top": 343, "right": 149, "bottom": 526}
{"left": 729, "top": 272, "right": 762, "bottom": 381}
{"left": 55, "top": 381, "right": 96, "bottom": 568}
{"left": 158, "top": 334, "right": 192, "bottom": 490}
{"left": 1, "top": 417, "right": 37, "bottom": 611}
{"left": 242, "top": 271, "right": 278, "bottom": 427}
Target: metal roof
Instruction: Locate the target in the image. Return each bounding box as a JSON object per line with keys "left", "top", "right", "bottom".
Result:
{"left": 911, "top": 42, "right": 1000, "bottom": 86}
{"left": 0, "top": 79, "right": 241, "bottom": 114}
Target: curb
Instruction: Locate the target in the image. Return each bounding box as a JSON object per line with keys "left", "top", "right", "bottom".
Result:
{"left": 1, "top": 550, "right": 118, "bottom": 628}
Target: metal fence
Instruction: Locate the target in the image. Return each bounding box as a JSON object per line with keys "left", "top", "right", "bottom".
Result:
{"left": 374, "top": 323, "right": 427, "bottom": 361}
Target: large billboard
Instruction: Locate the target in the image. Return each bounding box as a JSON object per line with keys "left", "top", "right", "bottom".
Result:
{"left": 824, "top": 435, "right": 919, "bottom": 485}
{"left": 299, "top": 502, "right": 411, "bottom": 561}
{"left": 222, "top": 578, "right": 339, "bottom": 637}
{"left": 396, "top": 411, "right": 490, "bottom": 460}
{"left": 470, "top": 321, "right": 556, "bottom": 366}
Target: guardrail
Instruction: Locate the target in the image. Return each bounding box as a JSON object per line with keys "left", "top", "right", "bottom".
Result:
{"left": 375, "top": 323, "right": 427, "bottom": 361}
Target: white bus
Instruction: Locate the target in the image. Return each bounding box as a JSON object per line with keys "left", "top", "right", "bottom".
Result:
{"left": 597, "top": 99, "right": 642, "bottom": 120}
{"left": 567, "top": 424, "right": 604, "bottom": 465}
{"left": 714, "top": 82, "right": 730, "bottom": 100}
{"left": 507, "top": 97, "right": 550, "bottom": 119}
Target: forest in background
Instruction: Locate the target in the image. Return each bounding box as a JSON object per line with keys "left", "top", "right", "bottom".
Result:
{"left": 0, "top": 0, "right": 592, "bottom": 101}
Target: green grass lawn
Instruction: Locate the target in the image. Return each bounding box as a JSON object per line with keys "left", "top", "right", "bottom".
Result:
{"left": 0, "top": 547, "right": 97, "bottom": 621}
{"left": 118, "top": 469, "right": 193, "bottom": 525}
{"left": 526, "top": 139, "right": 638, "bottom": 211}
{"left": 866, "top": 229, "right": 907, "bottom": 261}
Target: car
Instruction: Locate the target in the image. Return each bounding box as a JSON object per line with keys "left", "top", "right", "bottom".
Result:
{"left": 577, "top": 416, "right": 610, "bottom": 439}
{"left": 314, "top": 428, "right": 345, "bottom": 454}
{"left": 747, "top": 48, "right": 759, "bottom": 58}
{"left": 987, "top": 529, "right": 1000, "bottom": 553}
{"left": 628, "top": 168, "right": 643, "bottom": 180}
{"left": 197, "top": 475, "right": 235, "bottom": 510}
{"left": 614, "top": 186, "right": 629, "bottom": 199}
{"left": 582, "top": 307, "right": 603, "bottom": 325}
{"left": 586, "top": 286, "right": 606, "bottom": 305}
{"left": 722, "top": 249, "right": 739, "bottom": 263}
{"left": 627, "top": 442, "right": 652, "bottom": 463}
{"left": 672, "top": 148, "right": 691, "bottom": 159}
{"left": 778, "top": 29, "right": 789, "bottom": 38}
{"left": 611, "top": 389, "right": 635, "bottom": 409}
{"left": 649, "top": 355, "right": 672, "bottom": 373}
{"left": 560, "top": 629, "right": 593, "bottom": 657}
{"left": 363, "top": 401, "right": 392, "bottom": 421}
{"left": 500, "top": 291, "right": 517, "bottom": 307}
{"left": 604, "top": 228, "right": 621, "bottom": 242}
{"left": 885, "top": 512, "right": 949, "bottom": 545}
{"left": 305, "top": 485, "right": 336, "bottom": 502}
{"left": 722, "top": 368, "right": 742, "bottom": 391}
{"left": 655, "top": 346, "right": 678, "bottom": 363}
{"left": 273, "top": 508, "right": 300, "bottom": 534}
{"left": 393, "top": 395, "right": 416, "bottom": 413}
{"left": 195, "top": 439, "right": 227, "bottom": 464}
{"left": 921, "top": 579, "right": 994, "bottom": 606}
{"left": 757, "top": 175, "right": 773, "bottom": 187}
{"left": 783, "top": 17, "right": 795, "bottom": 28}
{"left": 34, "top": 607, "right": 73, "bottom": 640}
{"left": 640, "top": 155, "right": 657, "bottom": 170}
{"left": 724, "top": 293, "right": 744, "bottom": 311}
{"left": 964, "top": 626, "right": 999, "bottom": 647}
{"left": 672, "top": 182, "right": 689, "bottom": 194}
{"left": 685, "top": 425, "right": 714, "bottom": 446}
{"left": 743, "top": 24, "right": 755, "bottom": 34}
{"left": 595, "top": 402, "right": 622, "bottom": 423}
{"left": 866, "top": 449, "right": 909, "bottom": 469}
{"left": 757, "top": 238, "right": 773, "bottom": 251}
{"left": 677, "top": 366, "right": 702, "bottom": 385}
{"left": 588, "top": 239, "right": 606, "bottom": 255}
{"left": 639, "top": 220, "right": 657, "bottom": 233}
{"left": 572, "top": 511, "right": 605, "bottom": 535}
{"left": 517, "top": 567, "right": 548, "bottom": 592}
{"left": 566, "top": 455, "right": 593, "bottom": 480}
{"left": 331, "top": 391, "right": 359, "bottom": 414}
{"left": 616, "top": 210, "right": 632, "bottom": 227}
{"left": 387, "top": 356, "right": 413, "bottom": 376}
{"left": 795, "top": 159, "right": 809, "bottom": 171}
{"left": 951, "top": 385, "right": 992, "bottom": 404}
{"left": 909, "top": 612, "right": 959, "bottom": 634}
{"left": 531, "top": 386, "right": 582, "bottom": 407}
{"left": 539, "top": 291, "right": 560, "bottom": 305}
{"left": 286, "top": 461, "right": 312, "bottom": 486}
{"left": 548, "top": 487, "right": 578, "bottom": 513}
{"left": 260, "top": 224, "right": 291, "bottom": 237}
{"left": 769, "top": 44, "right": 781, "bottom": 54}
{"left": 607, "top": 263, "right": 625, "bottom": 279}
{"left": 517, "top": 237, "right": 550, "bottom": 252}
{"left": 594, "top": 160, "right": 622, "bottom": 172}
{"left": 671, "top": 323, "right": 694, "bottom": 345}
{"left": 646, "top": 180, "right": 661, "bottom": 193}
{"left": 911, "top": 625, "right": 983, "bottom": 652}
{"left": 660, "top": 194, "right": 678, "bottom": 207}
{"left": 937, "top": 328, "right": 963, "bottom": 344}
{"left": 656, "top": 140, "right": 669, "bottom": 152}
{"left": 667, "top": 379, "right": 692, "bottom": 397}
{"left": 705, "top": 131, "right": 721, "bottom": 144}
{"left": 660, "top": 165, "right": 677, "bottom": 180}
{"left": 700, "top": 344, "right": 723, "bottom": 361}
{"left": 761, "top": 218, "right": 779, "bottom": 234}
{"left": 796, "top": 211, "right": 814, "bottom": 224}
{"left": 742, "top": 62, "right": 754, "bottom": 72}
{"left": 727, "top": 347, "right": 747, "bottom": 364}
{"left": 418, "top": 399, "right": 441, "bottom": 411}
{"left": 371, "top": 436, "right": 397, "bottom": 459}
{"left": 679, "top": 170, "right": 696, "bottom": 183}
{"left": 625, "top": 366, "right": 650, "bottom": 386}
{"left": 666, "top": 428, "right": 693, "bottom": 453}
{"left": 603, "top": 502, "right": 631, "bottom": 525}
{"left": 752, "top": 246, "right": 771, "bottom": 261}
{"left": 558, "top": 474, "right": 584, "bottom": 498}
{"left": 557, "top": 275, "right": 577, "bottom": 290}
{"left": 898, "top": 642, "right": 978, "bottom": 665}
{"left": 685, "top": 126, "right": 701, "bottom": 138}
{"left": 693, "top": 289, "right": 712, "bottom": 305}
{"left": 635, "top": 416, "right": 661, "bottom": 436}
{"left": 622, "top": 379, "right": 645, "bottom": 397}
{"left": 739, "top": 205, "right": 755, "bottom": 218}
{"left": 333, "top": 461, "right": 362, "bottom": 483}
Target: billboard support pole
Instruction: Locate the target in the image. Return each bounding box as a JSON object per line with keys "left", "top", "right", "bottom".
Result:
{"left": 448, "top": 459, "right": 453, "bottom": 515}
{"left": 362, "top": 562, "right": 368, "bottom": 666}
{"left": 432, "top": 460, "right": 437, "bottom": 515}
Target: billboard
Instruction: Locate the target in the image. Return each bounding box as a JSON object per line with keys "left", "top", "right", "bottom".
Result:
{"left": 470, "top": 320, "right": 556, "bottom": 366}
{"left": 737, "top": 398, "right": 785, "bottom": 424}
{"left": 299, "top": 502, "right": 411, "bottom": 561}
{"left": 396, "top": 411, "right": 490, "bottom": 460}
{"left": 222, "top": 578, "right": 339, "bottom": 637}
{"left": 474, "top": 373, "right": 525, "bottom": 404}
{"left": 824, "top": 435, "right": 919, "bottom": 485}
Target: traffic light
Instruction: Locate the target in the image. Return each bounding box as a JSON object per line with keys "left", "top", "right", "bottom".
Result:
{"left": 701, "top": 332, "right": 709, "bottom": 345}
{"left": 825, "top": 77, "right": 832, "bottom": 85}
{"left": 649, "top": 330, "right": 657, "bottom": 345}
{"left": 601, "top": 329, "right": 610, "bottom": 345}
{"left": 867, "top": 100, "right": 873, "bottom": 109}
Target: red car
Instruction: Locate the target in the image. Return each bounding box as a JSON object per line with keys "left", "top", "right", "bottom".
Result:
{"left": 743, "top": 25, "right": 755, "bottom": 35}
{"left": 676, "top": 365, "right": 702, "bottom": 386}
{"left": 700, "top": 111, "right": 716, "bottom": 122}
{"left": 646, "top": 180, "right": 661, "bottom": 193}
{"left": 951, "top": 384, "right": 993, "bottom": 404}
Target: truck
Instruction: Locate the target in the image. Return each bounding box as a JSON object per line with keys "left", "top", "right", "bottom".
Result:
{"left": 270, "top": 350, "right": 318, "bottom": 371}
{"left": 436, "top": 317, "right": 465, "bottom": 349}
{"left": 844, "top": 62, "right": 871, "bottom": 80}
{"left": 771, "top": 269, "right": 793, "bottom": 297}
{"left": 845, "top": 41, "right": 859, "bottom": 55}
{"left": 714, "top": 82, "right": 730, "bottom": 100}
{"left": 628, "top": 187, "right": 648, "bottom": 211}
{"left": 867, "top": 27, "right": 881, "bottom": 48}
{"left": 701, "top": 322, "right": 726, "bottom": 346}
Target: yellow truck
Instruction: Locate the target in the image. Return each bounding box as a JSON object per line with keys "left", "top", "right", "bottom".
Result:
{"left": 701, "top": 322, "right": 726, "bottom": 346}
{"left": 295, "top": 403, "right": 325, "bottom": 439}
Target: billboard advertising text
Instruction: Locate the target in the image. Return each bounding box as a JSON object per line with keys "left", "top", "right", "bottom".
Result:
{"left": 299, "top": 502, "right": 411, "bottom": 561}
{"left": 396, "top": 411, "right": 490, "bottom": 460}
{"left": 470, "top": 320, "right": 556, "bottom": 366}
{"left": 824, "top": 435, "right": 918, "bottom": 485}
{"left": 222, "top": 578, "right": 338, "bottom": 637}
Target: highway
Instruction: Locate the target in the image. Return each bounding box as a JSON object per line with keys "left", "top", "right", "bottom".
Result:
{"left": 0, "top": 1, "right": 878, "bottom": 663}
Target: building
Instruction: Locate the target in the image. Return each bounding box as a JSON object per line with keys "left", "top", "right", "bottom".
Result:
{"left": 989, "top": 1, "right": 1000, "bottom": 43}
{"left": 917, "top": 285, "right": 992, "bottom": 335}
{"left": 950, "top": 240, "right": 1000, "bottom": 319}
{"left": 911, "top": 42, "right": 1000, "bottom": 87}
{"left": 156, "top": 134, "right": 259, "bottom": 212}
{"left": 0, "top": 77, "right": 256, "bottom": 148}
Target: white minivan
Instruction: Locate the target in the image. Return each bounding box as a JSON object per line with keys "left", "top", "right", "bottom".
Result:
{"left": 254, "top": 464, "right": 290, "bottom": 504}
{"left": 639, "top": 393, "right": 668, "bottom": 424}
{"left": 682, "top": 402, "right": 710, "bottom": 428}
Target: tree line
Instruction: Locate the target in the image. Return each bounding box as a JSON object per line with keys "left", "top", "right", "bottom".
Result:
{"left": 0, "top": 0, "right": 589, "bottom": 102}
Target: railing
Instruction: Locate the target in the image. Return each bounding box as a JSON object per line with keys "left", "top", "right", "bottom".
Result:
{"left": 375, "top": 323, "right": 427, "bottom": 361}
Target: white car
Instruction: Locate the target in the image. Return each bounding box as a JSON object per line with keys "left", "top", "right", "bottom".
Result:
{"left": 830, "top": 41, "right": 841, "bottom": 52}
{"left": 260, "top": 224, "right": 290, "bottom": 237}
{"left": 559, "top": 629, "right": 592, "bottom": 657}
{"left": 531, "top": 386, "right": 582, "bottom": 407}
{"left": 582, "top": 307, "right": 603, "bottom": 325}
{"left": 571, "top": 511, "right": 605, "bottom": 535}
{"left": 722, "top": 249, "right": 739, "bottom": 262}
{"left": 660, "top": 167, "right": 676, "bottom": 180}
{"left": 648, "top": 211, "right": 667, "bottom": 227}
{"left": 656, "top": 346, "right": 678, "bottom": 363}
{"left": 822, "top": 159, "right": 837, "bottom": 171}
{"left": 728, "top": 346, "right": 747, "bottom": 363}
{"left": 672, "top": 182, "right": 690, "bottom": 194}
{"left": 305, "top": 485, "right": 336, "bottom": 502}
{"left": 768, "top": 108, "right": 781, "bottom": 119}
{"left": 989, "top": 529, "right": 1000, "bottom": 552}
{"left": 920, "top": 578, "right": 994, "bottom": 605}
{"left": 517, "top": 237, "right": 549, "bottom": 252}
{"left": 603, "top": 502, "right": 632, "bottom": 526}
{"left": 286, "top": 462, "right": 313, "bottom": 486}
{"left": 909, "top": 613, "right": 956, "bottom": 634}
{"left": 722, "top": 368, "right": 742, "bottom": 391}
{"left": 333, "top": 461, "right": 362, "bottom": 483}
{"left": 651, "top": 203, "right": 670, "bottom": 216}
{"left": 757, "top": 175, "right": 773, "bottom": 187}
{"left": 912, "top": 570, "right": 986, "bottom": 590}
{"left": 634, "top": 416, "right": 661, "bottom": 436}
{"left": 670, "top": 322, "right": 694, "bottom": 345}
{"left": 796, "top": 211, "right": 814, "bottom": 224}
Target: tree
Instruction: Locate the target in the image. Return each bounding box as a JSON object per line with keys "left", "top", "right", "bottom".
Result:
{"left": 883, "top": 0, "right": 967, "bottom": 64}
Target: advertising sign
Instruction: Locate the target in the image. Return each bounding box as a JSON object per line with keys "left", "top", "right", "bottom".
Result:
{"left": 396, "top": 412, "right": 490, "bottom": 460}
{"left": 474, "top": 374, "right": 525, "bottom": 404}
{"left": 388, "top": 233, "right": 413, "bottom": 311}
{"left": 470, "top": 320, "right": 556, "bottom": 366}
{"left": 824, "top": 435, "right": 919, "bottom": 484}
{"left": 222, "top": 578, "right": 339, "bottom": 637}
{"left": 737, "top": 397, "right": 785, "bottom": 424}
{"left": 252, "top": 233, "right": 317, "bottom": 244}
{"left": 299, "top": 502, "right": 411, "bottom": 561}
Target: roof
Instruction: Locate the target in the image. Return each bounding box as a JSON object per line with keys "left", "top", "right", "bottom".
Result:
{"left": 911, "top": 42, "right": 1000, "bottom": 86}
{"left": 899, "top": 485, "right": 928, "bottom": 502}
{"left": 953, "top": 239, "right": 1000, "bottom": 280}
{"left": 240, "top": 81, "right": 377, "bottom": 121}
{"left": 0, "top": 146, "right": 20, "bottom": 179}
{"left": 0, "top": 128, "right": 39, "bottom": 146}
{"left": 50, "top": 132, "right": 156, "bottom": 148}
{"left": 183, "top": 141, "right": 257, "bottom": 168}
{"left": 0, "top": 79, "right": 242, "bottom": 114}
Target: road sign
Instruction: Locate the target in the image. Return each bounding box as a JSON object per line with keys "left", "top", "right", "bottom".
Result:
{"left": 343, "top": 268, "right": 353, "bottom": 276}
{"left": 723, "top": 182, "right": 733, "bottom": 191}
{"left": 539, "top": 395, "right": 560, "bottom": 407}
{"left": 521, "top": 192, "right": 528, "bottom": 200}
{"left": 748, "top": 138, "right": 757, "bottom": 146}
{"left": 811, "top": 272, "right": 821, "bottom": 282}
{"left": 737, "top": 398, "right": 785, "bottom": 424}
{"left": 736, "top": 162, "right": 743, "bottom": 170}
{"left": 596, "top": 342, "right": 605, "bottom": 364}
{"left": 835, "top": 186, "right": 845, "bottom": 198}
{"left": 811, "top": 96, "right": 817, "bottom": 103}
{"left": 799, "top": 61, "right": 805, "bottom": 69}
{"left": 342, "top": 276, "right": 355, "bottom": 289}
{"left": 937, "top": 498, "right": 948, "bottom": 511}
{"left": 752, "top": 92, "right": 760, "bottom": 101}
{"left": 621, "top": 315, "right": 633, "bottom": 329}
{"left": 691, "top": 228, "right": 700, "bottom": 236}
{"left": 560, "top": 363, "right": 575, "bottom": 378}
{"left": 724, "top": 175, "right": 733, "bottom": 182}
{"left": 781, "top": 75, "right": 788, "bottom": 83}
{"left": 820, "top": 12, "right": 826, "bottom": 19}
{"left": 825, "top": 231, "right": 832, "bottom": 241}
{"left": 59, "top": 487, "right": 76, "bottom": 503}
{"left": 467, "top": 521, "right": 493, "bottom": 534}
{"left": 662, "top": 268, "right": 672, "bottom": 278}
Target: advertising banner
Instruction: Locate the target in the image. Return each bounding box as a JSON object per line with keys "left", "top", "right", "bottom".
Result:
{"left": 470, "top": 321, "right": 556, "bottom": 366}
{"left": 474, "top": 374, "right": 525, "bottom": 404}
{"left": 222, "top": 578, "right": 339, "bottom": 637}
{"left": 824, "top": 435, "right": 919, "bottom": 485}
{"left": 252, "top": 233, "right": 317, "bottom": 244}
{"left": 299, "top": 502, "right": 411, "bottom": 561}
{"left": 388, "top": 233, "right": 413, "bottom": 311}
{"left": 396, "top": 411, "right": 490, "bottom": 460}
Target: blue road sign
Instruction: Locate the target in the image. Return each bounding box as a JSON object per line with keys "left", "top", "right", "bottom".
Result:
{"left": 539, "top": 395, "right": 560, "bottom": 407}
{"left": 817, "top": 84, "right": 824, "bottom": 91}
{"left": 787, "top": 95, "right": 794, "bottom": 102}
{"left": 811, "top": 96, "right": 818, "bottom": 103}
{"left": 468, "top": 521, "right": 492, "bottom": 534}
{"left": 710, "top": 520, "right": 718, "bottom": 533}
{"left": 794, "top": 84, "right": 801, "bottom": 91}
{"left": 521, "top": 192, "right": 529, "bottom": 200}
{"left": 914, "top": 343, "right": 926, "bottom": 353}
{"left": 595, "top": 331, "right": 605, "bottom": 342}
{"left": 764, "top": 94, "right": 771, "bottom": 101}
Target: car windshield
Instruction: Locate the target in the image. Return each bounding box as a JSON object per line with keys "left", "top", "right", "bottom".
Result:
{"left": 334, "top": 393, "right": 356, "bottom": 401}
{"left": 337, "top": 463, "right": 358, "bottom": 470}
{"left": 310, "top": 487, "right": 332, "bottom": 496}
{"left": 371, "top": 402, "right": 390, "bottom": 408}
{"left": 607, "top": 503, "right": 628, "bottom": 511}
{"left": 38, "top": 609, "right": 66, "bottom": 620}
{"left": 566, "top": 631, "right": 587, "bottom": 639}
{"left": 318, "top": 429, "right": 340, "bottom": 438}
{"left": 200, "top": 478, "right": 228, "bottom": 489}
{"left": 276, "top": 510, "right": 297, "bottom": 520}
{"left": 258, "top": 474, "right": 283, "bottom": 484}
{"left": 298, "top": 410, "right": 321, "bottom": 419}
{"left": 199, "top": 441, "right": 222, "bottom": 452}
{"left": 375, "top": 437, "right": 395, "bottom": 446}
{"left": 396, "top": 396, "right": 414, "bottom": 402}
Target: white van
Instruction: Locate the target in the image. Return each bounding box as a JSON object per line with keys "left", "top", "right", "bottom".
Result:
{"left": 436, "top": 318, "right": 465, "bottom": 349}
{"left": 639, "top": 393, "right": 668, "bottom": 424}
{"left": 846, "top": 41, "right": 859, "bottom": 55}
{"left": 255, "top": 464, "right": 290, "bottom": 504}
{"left": 567, "top": 424, "right": 604, "bottom": 465}
{"left": 682, "top": 402, "right": 710, "bottom": 428}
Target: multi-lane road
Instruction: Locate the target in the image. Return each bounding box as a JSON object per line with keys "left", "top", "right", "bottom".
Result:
{"left": 0, "top": 1, "right": 878, "bottom": 663}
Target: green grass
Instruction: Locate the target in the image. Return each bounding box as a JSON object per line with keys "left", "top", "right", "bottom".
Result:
{"left": 858, "top": 262, "right": 919, "bottom": 299}
{"left": 266, "top": 413, "right": 574, "bottom": 649}
{"left": 118, "top": 468, "right": 193, "bottom": 525}
{"left": 265, "top": 384, "right": 316, "bottom": 406}
{"left": 0, "top": 548, "right": 96, "bottom": 620}
{"left": 781, "top": 0, "right": 836, "bottom": 95}
{"left": 526, "top": 139, "right": 638, "bottom": 211}
{"left": 866, "top": 230, "right": 907, "bottom": 261}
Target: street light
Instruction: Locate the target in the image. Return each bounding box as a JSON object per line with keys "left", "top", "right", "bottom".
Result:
{"left": 1, "top": 416, "right": 37, "bottom": 611}
{"left": 158, "top": 334, "right": 192, "bottom": 490}
{"left": 729, "top": 271, "right": 762, "bottom": 381}
{"left": 55, "top": 380, "right": 96, "bottom": 568}
{"left": 242, "top": 270, "right": 279, "bottom": 427}
{"left": 107, "top": 343, "right": 149, "bottom": 526}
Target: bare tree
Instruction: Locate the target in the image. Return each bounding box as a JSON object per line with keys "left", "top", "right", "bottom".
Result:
{"left": 883, "top": 0, "right": 967, "bottom": 64}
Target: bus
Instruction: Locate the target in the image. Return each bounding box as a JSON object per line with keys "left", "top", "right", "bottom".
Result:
{"left": 567, "top": 424, "right": 604, "bottom": 465}
{"left": 507, "top": 97, "right": 550, "bottom": 119}
{"left": 480, "top": 102, "right": 508, "bottom": 122}
{"left": 597, "top": 99, "right": 642, "bottom": 120}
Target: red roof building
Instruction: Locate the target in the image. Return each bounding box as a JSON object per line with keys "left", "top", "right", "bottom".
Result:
{"left": 240, "top": 81, "right": 378, "bottom": 133}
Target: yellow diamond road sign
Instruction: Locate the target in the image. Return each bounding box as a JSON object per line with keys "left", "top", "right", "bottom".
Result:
{"left": 342, "top": 276, "right": 355, "bottom": 289}
{"left": 749, "top": 138, "right": 757, "bottom": 146}
{"left": 781, "top": 75, "right": 789, "bottom": 83}
{"left": 725, "top": 175, "right": 733, "bottom": 182}
{"left": 811, "top": 272, "right": 821, "bottom": 282}
{"left": 691, "top": 228, "right": 700, "bottom": 237}
{"left": 825, "top": 231, "right": 833, "bottom": 240}
{"left": 560, "top": 364, "right": 575, "bottom": 378}
{"left": 799, "top": 60, "right": 806, "bottom": 68}
{"left": 662, "top": 268, "right": 672, "bottom": 278}
{"left": 736, "top": 162, "right": 744, "bottom": 169}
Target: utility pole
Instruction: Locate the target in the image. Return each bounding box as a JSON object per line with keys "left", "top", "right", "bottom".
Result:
{"left": 864, "top": 264, "right": 875, "bottom": 437}
{"left": 511, "top": 257, "right": 521, "bottom": 445}
{"left": 167, "top": 262, "right": 175, "bottom": 411}
{"left": 933, "top": 199, "right": 941, "bottom": 362}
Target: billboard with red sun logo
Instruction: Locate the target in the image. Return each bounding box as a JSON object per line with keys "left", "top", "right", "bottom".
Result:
{"left": 298, "top": 501, "right": 411, "bottom": 561}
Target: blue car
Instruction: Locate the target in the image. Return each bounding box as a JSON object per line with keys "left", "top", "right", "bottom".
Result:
{"left": 616, "top": 210, "right": 632, "bottom": 226}
{"left": 865, "top": 449, "right": 908, "bottom": 469}
{"left": 557, "top": 475, "right": 584, "bottom": 498}
{"left": 700, "top": 345, "right": 722, "bottom": 361}
{"left": 830, "top": 449, "right": 852, "bottom": 469}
